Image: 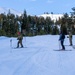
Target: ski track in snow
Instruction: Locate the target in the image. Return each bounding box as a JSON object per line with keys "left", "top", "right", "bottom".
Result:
{"left": 12, "top": 48, "right": 41, "bottom": 75}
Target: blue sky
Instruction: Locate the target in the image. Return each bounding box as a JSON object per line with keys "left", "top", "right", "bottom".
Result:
{"left": 0, "top": 0, "right": 75, "bottom": 15}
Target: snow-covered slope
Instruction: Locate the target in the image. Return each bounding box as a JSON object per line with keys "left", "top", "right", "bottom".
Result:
{"left": 0, "top": 35, "right": 75, "bottom": 75}
{"left": 0, "top": 7, "right": 22, "bottom": 16}
{"left": 39, "top": 14, "right": 63, "bottom": 22}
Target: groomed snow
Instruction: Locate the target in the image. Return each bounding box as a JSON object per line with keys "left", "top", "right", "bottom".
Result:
{"left": 0, "top": 35, "right": 75, "bottom": 75}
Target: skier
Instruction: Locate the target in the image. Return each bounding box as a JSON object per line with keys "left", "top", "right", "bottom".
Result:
{"left": 67, "top": 31, "right": 73, "bottom": 46}
{"left": 59, "top": 31, "right": 65, "bottom": 50}
{"left": 17, "top": 32, "right": 23, "bottom": 48}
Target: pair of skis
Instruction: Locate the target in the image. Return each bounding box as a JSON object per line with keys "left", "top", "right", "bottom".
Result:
{"left": 54, "top": 41, "right": 72, "bottom": 51}
{"left": 53, "top": 49, "right": 72, "bottom": 51}
{"left": 54, "top": 45, "right": 75, "bottom": 51}
{"left": 13, "top": 46, "right": 27, "bottom": 49}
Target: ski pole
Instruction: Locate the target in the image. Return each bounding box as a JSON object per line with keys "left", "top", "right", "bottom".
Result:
{"left": 10, "top": 39, "right": 12, "bottom": 48}
{"left": 59, "top": 41, "right": 61, "bottom": 50}
{"left": 24, "top": 31, "right": 26, "bottom": 47}
{"left": 24, "top": 35, "right": 26, "bottom": 47}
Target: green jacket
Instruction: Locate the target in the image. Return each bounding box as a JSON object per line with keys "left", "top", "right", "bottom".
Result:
{"left": 17, "top": 34, "right": 23, "bottom": 40}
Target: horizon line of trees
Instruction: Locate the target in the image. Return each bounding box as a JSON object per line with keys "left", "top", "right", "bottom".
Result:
{"left": 0, "top": 7, "right": 75, "bottom": 37}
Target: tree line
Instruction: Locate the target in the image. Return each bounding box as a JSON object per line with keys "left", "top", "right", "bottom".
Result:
{"left": 0, "top": 7, "right": 75, "bottom": 37}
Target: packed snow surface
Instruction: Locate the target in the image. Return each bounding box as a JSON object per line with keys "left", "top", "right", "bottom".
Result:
{"left": 0, "top": 35, "right": 75, "bottom": 75}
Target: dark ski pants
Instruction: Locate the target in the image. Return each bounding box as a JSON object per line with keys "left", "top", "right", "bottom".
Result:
{"left": 69, "top": 38, "right": 72, "bottom": 45}
{"left": 61, "top": 41, "right": 65, "bottom": 50}
{"left": 17, "top": 40, "right": 23, "bottom": 48}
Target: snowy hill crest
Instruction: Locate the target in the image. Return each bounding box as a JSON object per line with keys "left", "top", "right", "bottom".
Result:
{"left": 0, "top": 7, "right": 64, "bottom": 21}
{"left": 0, "top": 7, "right": 22, "bottom": 16}
{"left": 39, "top": 13, "right": 63, "bottom": 22}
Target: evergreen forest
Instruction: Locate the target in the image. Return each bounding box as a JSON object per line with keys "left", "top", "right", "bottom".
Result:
{"left": 0, "top": 7, "right": 75, "bottom": 37}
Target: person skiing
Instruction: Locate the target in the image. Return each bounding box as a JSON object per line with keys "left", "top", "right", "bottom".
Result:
{"left": 17, "top": 32, "right": 23, "bottom": 48}
{"left": 67, "top": 31, "right": 73, "bottom": 46}
{"left": 59, "top": 31, "right": 65, "bottom": 50}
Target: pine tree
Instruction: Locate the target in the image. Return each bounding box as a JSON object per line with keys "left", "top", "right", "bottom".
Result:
{"left": 21, "top": 10, "right": 28, "bottom": 35}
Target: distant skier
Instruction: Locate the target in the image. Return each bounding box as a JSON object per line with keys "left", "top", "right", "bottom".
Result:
{"left": 59, "top": 31, "right": 65, "bottom": 50}
{"left": 67, "top": 31, "right": 73, "bottom": 46}
{"left": 17, "top": 32, "right": 23, "bottom": 48}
